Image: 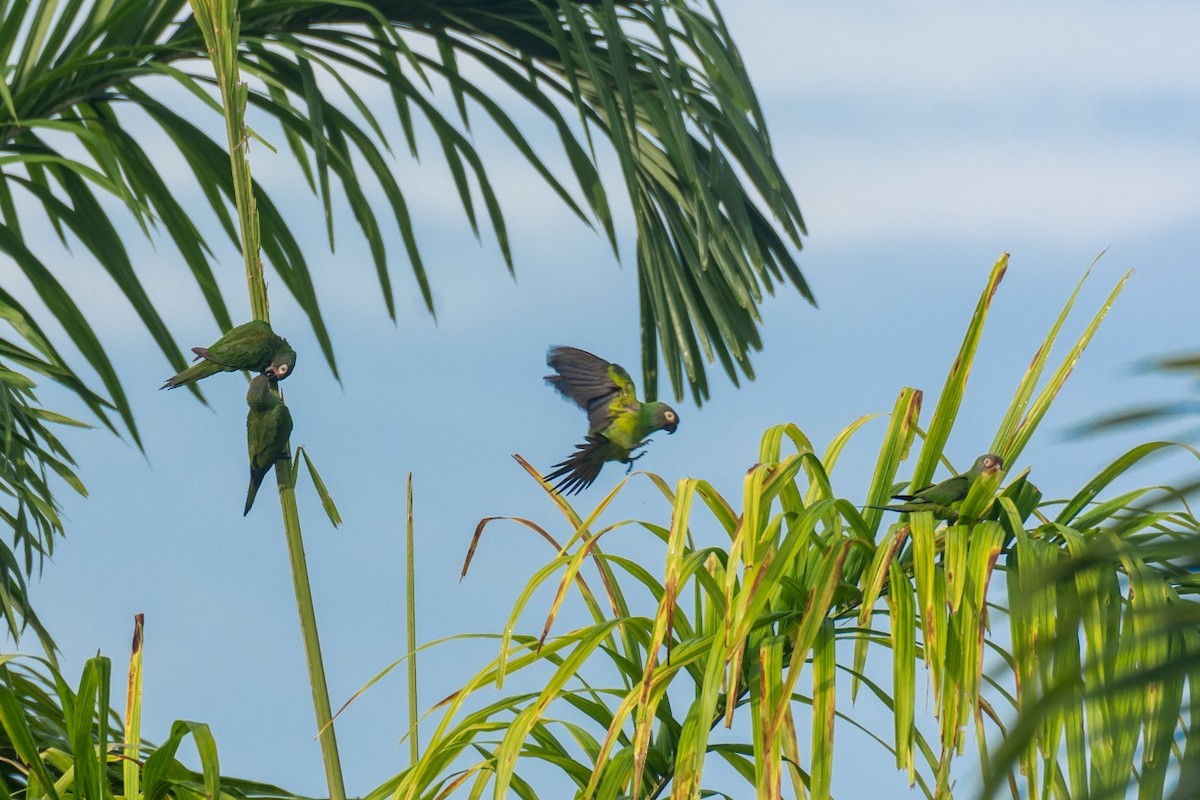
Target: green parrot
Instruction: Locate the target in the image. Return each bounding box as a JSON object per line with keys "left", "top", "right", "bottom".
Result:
{"left": 543, "top": 346, "right": 679, "bottom": 494}
{"left": 162, "top": 320, "right": 296, "bottom": 389}
{"left": 243, "top": 374, "right": 294, "bottom": 515}
{"left": 869, "top": 453, "right": 1004, "bottom": 522}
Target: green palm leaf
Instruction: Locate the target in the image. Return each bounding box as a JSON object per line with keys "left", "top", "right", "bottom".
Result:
{"left": 0, "top": 0, "right": 809, "bottom": 657}
{"left": 2, "top": 0, "right": 809, "bottom": 417}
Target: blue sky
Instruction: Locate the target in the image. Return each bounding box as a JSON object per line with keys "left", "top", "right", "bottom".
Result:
{"left": 6, "top": 1, "right": 1200, "bottom": 796}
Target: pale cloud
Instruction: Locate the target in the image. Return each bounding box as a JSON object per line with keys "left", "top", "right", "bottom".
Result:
{"left": 729, "top": 1, "right": 1200, "bottom": 101}
{"left": 785, "top": 139, "right": 1200, "bottom": 245}
{"left": 718, "top": 1, "right": 1200, "bottom": 248}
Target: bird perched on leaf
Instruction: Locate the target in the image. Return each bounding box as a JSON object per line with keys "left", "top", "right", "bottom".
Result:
{"left": 244, "top": 374, "right": 293, "bottom": 515}
{"left": 162, "top": 320, "right": 296, "bottom": 389}
{"left": 869, "top": 453, "right": 1004, "bottom": 522}
{"left": 543, "top": 346, "right": 679, "bottom": 494}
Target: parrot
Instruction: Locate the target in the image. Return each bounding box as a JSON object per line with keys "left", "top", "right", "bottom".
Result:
{"left": 243, "top": 374, "right": 293, "bottom": 515}
{"left": 543, "top": 346, "right": 679, "bottom": 494}
{"left": 162, "top": 320, "right": 296, "bottom": 389}
{"left": 869, "top": 453, "right": 1004, "bottom": 522}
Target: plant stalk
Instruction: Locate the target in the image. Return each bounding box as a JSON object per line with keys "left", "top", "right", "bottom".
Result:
{"left": 186, "top": 1, "right": 346, "bottom": 797}
{"left": 407, "top": 472, "right": 419, "bottom": 765}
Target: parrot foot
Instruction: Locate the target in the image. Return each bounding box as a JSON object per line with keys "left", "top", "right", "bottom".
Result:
{"left": 622, "top": 450, "right": 649, "bottom": 473}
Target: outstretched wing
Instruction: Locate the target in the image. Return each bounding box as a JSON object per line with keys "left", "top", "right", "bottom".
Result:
{"left": 546, "top": 346, "right": 638, "bottom": 433}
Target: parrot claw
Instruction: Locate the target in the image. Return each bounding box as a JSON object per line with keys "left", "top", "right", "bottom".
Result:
{"left": 622, "top": 450, "right": 650, "bottom": 473}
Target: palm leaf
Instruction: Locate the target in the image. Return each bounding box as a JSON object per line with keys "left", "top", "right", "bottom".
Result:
{"left": 1, "top": 0, "right": 808, "bottom": 420}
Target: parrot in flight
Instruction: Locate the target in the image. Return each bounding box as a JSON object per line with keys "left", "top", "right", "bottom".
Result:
{"left": 543, "top": 346, "right": 679, "bottom": 494}
{"left": 869, "top": 453, "right": 1004, "bottom": 522}
{"left": 243, "top": 374, "right": 294, "bottom": 515}
{"left": 162, "top": 320, "right": 296, "bottom": 389}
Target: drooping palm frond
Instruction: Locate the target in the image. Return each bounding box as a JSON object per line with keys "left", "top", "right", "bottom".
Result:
{"left": 0, "top": 293, "right": 95, "bottom": 651}
{"left": 1, "top": 0, "right": 808, "bottom": 414}
{"left": 1075, "top": 353, "right": 1200, "bottom": 433}
{"left": 0, "top": 0, "right": 804, "bottom": 659}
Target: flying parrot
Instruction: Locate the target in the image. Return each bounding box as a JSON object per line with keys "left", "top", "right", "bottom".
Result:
{"left": 243, "top": 374, "right": 294, "bottom": 515}
{"left": 543, "top": 346, "right": 679, "bottom": 494}
{"left": 869, "top": 453, "right": 1004, "bottom": 522}
{"left": 162, "top": 320, "right": 296, "bottom": 389}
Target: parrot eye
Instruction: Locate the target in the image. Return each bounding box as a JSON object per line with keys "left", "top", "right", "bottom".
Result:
{"left": 665, "top": 411, "right": 676, "bottom": 422}
{"left": 276, "top": 364, "right": 289, "bottom": 377}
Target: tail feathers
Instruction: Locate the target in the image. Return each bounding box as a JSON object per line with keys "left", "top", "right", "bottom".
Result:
{"left": 161, "top": 359, "right": 223, "bottom": 390}
{"left": 543, "top": 435, "right": 608, "bottom": 495}
{"left": 244, "top": 466, "right": 270, "bottom": 515}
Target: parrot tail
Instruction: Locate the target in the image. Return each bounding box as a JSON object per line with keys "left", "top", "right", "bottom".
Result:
{"left": 244, "top": 466, "right": 270, "bottom": 515}
{"left": 544, "top": 435, "right": 608, "bottom": 495}
{"left": 161, "top": 359, "right": 222, "bottom": 390}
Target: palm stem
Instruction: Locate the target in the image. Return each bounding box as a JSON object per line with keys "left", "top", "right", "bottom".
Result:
{"left": 186, "top": 1, "right": 346, "bottom": 797}
{"left": 406, "top": 472, "right": 419, "bottom": 765}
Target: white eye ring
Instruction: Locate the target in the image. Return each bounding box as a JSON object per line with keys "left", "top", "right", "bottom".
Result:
{"left": 276, "top": 365, "right": 288, "bottom": 376}
{"left": 665, "top": 411, "right": 676, "bottom": 422}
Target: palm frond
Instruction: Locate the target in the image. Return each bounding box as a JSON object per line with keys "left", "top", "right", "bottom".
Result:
{"left": 1, "top": 0, "right": 808, "bottom": 417}
{"left": 0, "top": 291, "right": 99, "bottom": 651}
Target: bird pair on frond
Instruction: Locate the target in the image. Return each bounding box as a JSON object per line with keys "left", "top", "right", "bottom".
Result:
{"left": 162, "top": 320, "right": 297, "bottom": 515}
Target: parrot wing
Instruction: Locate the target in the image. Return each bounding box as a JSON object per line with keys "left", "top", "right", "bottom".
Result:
{"left": 546, "top": 346, "right": 639, "bottom": 433}
{"left": 244, "top": 403, "right": 293, "bottom": 515}
{"left": 202, "top": 321, "right": 277, "bottom": 369}
{"left": 867, "top": 501, "right": 959, "bottom": 522}
{"left": 906, "top": 474, "right": 970, "bottom": 506}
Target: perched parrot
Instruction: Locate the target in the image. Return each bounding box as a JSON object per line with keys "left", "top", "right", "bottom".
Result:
{"left": 869, "top": 453, "right": 1004, "bottom": 522}
{"left": 543, "top": 346, "right": 679, "bottom": 494}
{"left": 243, "top": 374, "right": 294, "bottom": 515}
{"left": 162, "top": 320, "right": 296, "bottom": 389}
